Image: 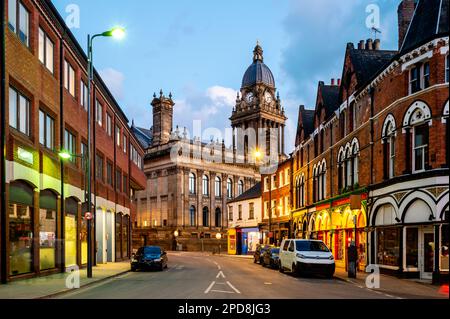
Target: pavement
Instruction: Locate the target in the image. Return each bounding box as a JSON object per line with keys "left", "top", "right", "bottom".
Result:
{"left": 0, "top": 262, "right": 130, "bottom": 299}
{"left": 37, "top": 252, "right": 447, "bottom": 299}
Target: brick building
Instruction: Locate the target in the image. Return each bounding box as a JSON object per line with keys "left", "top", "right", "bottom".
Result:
{"left": 292, "top": 0, "right": 448, "bottom": 282}
{"left": 0, "top": 0, "right": 146, "bottom": 283}
{"left": 261, "top": 158, "right": 292, "bottom": 246}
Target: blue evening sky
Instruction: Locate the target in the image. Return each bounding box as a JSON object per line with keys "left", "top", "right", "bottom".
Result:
{"left": 53, "top": 0, "right": 400, "bottom": 152}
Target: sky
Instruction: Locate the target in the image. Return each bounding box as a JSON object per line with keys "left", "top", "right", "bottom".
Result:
{"left": 53, "top": 0, "right": 401, "bottom": 153}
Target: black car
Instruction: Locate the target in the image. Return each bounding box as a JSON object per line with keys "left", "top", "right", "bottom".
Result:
{"left": 131, "top": 246, "right": 168, "bottom": 271}
{"left": 254, "top": 244, "right": 271, "bottom": 264}
{"left": 261, "top": 247, "right": 280, "bottom": 269}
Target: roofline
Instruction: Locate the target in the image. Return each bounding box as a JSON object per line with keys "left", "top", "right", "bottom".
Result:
{"left": 399, "top": 0, "right": 421, "bottom": 52}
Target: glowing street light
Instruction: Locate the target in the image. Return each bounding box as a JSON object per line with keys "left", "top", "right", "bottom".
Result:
{"left": 58, "top": 150, "right": 72, "bottom": 161}
{"left": 102, "top": 26, "right": 126, "bottom": 40}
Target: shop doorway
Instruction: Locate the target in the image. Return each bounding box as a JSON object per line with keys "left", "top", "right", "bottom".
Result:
{"left": 420, "top": 230, "right": 434, "bottom": 280}
{"left": 106, "top": 211, "right": 113, "bottom": 262}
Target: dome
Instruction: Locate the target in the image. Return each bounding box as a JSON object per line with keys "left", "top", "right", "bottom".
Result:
{"left": 241, "top": 43, "right": 275, "bottom": 88}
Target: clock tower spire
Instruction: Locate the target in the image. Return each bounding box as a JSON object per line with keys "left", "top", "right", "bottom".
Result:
{"left": 230, "top": 43, "right": 287, "bottom": 164}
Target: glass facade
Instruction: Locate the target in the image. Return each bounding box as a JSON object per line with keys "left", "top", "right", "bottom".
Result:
{"left": 9, "top": 182, "right": 34, "bottom": 276}
{"left": 39, "top": 191, "right": 57, "bottom": 270}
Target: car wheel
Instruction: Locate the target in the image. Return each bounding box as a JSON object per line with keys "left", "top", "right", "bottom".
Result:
{"left": 279, "top": 265, "right": 285, "bottom": 273}
{"left": 292, "top": 263, "right": 298, "bottom": 277}
{"left": 131, "top": 266, "right": 136, "bottom": 272}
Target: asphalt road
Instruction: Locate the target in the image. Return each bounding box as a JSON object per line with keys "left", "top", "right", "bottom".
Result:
{"left": 50, "top": 252, "right": 418, "bottom": 299}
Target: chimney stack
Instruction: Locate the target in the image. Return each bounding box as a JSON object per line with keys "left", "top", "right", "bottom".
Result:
{"left": 337, "top": 79, "right": 341, "bottom": 86}
{"left": 374, "top": 39, "right": 381, "bottom": 50}
{"left": 366, "top": 38, "right": 373, "bottom": 50}
{"left": 331, "top": 78, "right": 335, "bottom": 86}
{"left": 358, "top": 40, "right": 365, "bottom": 50}
{"left": 398, "top": 0, "right": 416, "bottom": 49}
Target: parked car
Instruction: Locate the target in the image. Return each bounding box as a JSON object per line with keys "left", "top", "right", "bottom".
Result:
{"left": 131, "top": 246, "right": 168, "bottom": 271}
{"left": 261, "top": 247, "right": 280, "bottom": 269}
{"left": 254, "top": 244, "right": 271, "bottom": 264}
{"left": 279, "top": 239, "right": 335, "bottom": 278}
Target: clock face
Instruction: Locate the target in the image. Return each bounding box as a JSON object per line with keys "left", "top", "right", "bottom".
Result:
{"left": 265, "top": 92, "right": 273, "bottom": 103}
{"left": 246, "top": 92, "right": 254, "bottom": 103}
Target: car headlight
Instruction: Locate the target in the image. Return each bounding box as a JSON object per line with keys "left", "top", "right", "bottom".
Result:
{"left": 154, "top": 258, "right": 162, "bottom": 262}
{"left": 329, "top": 255, "right": 334, "bottom": 260}
{"left": 296, "top": 253, "right": 306, "bottom": 259}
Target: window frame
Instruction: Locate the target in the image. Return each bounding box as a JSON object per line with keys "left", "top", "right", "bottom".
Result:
{"left": 8, "top": 0, "right": 30, "bottom": 47}
{"left": 38, "top": 27, "right": 54, "bottom": 73}
{"left": 202, "top": 175, "right": 209, "bottom": 196}
{"left": 412, "top": 123, "right": 429, "bottom": 173}
{"left": 64, "top": 60, "right": 76, "bottom": 97}
{"left": 215, "top": 176, "right": 222, "bottom": 197}
{"left": 9, "top": 86, "right": 30, "bottom": 136}
{"left": 189, "top": 173, "right": 196, "bottom": 195}
{"left": 39, "top": 109, "right": 55, "bottom": 150}
{"left": 64, "top": 129, "right": 76, "bottom": 164}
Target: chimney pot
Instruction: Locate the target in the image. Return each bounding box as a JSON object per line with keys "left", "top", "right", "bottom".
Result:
{"left": 374, "top": 39, "right": 381, "bottom": 50}
{"left": 337, "top": 79, "right": 341, "bottom": 86}
{"left": 331, "top": 78, "right": 335, "bottom": 85}
{"left": 358, "top": 40, "right": 365, "bottom": 50}
{"left": 366, "top": 38, "right": 373, "bottom": 50}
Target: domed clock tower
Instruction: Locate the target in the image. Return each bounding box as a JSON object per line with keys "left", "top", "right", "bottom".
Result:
{"left": 230, "top": 43, "right": 287, "bottom": 162}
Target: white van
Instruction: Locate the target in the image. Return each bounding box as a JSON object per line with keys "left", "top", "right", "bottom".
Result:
{"left": 279, "top": 239, "right": 335, "bottom": 278}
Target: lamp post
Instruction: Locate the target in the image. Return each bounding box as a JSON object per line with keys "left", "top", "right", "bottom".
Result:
{"left": 216, "top": 233, "right": 222, "bottom": 255}
{"left": 174, "top": 230, "right": 179, "bottom": 251}
{"left": 86, "top": 26, "right": 125, "bottom": 278}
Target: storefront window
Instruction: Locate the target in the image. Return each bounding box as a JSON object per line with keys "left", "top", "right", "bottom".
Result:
{"left": 441, "top": 224, "right": 449, "bottom": 271}
{"left": 335, "top": 230, "right": 344, "bottom": 261}
{"left": 39, "top": 190, "right": 57, "bottom": 270}
{"left": 65, "top": 198, "right": 78, "bottom": 268}
{"left": 377, "top": 228, "right": 400, "bottom": 267}
{"left": 406, "top": 228, "right": 419, "bottom": 268}
{"left": 9, "top": 182, "right": 34, "bottom": 276}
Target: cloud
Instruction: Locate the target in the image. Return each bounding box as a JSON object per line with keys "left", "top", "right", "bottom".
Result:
{"left": 172, "top": 85, "right": 237, "bottom": 142}
{"left": 99, "top": 68, "right": 125, "bottom": 100}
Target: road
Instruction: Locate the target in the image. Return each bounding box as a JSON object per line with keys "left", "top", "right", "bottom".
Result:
{"left": 51, "top": 252, "right": 437, "bottom": 299}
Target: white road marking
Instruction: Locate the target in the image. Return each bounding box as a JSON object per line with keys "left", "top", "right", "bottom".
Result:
{"left": 210, "top": 290, "right": 235, "bottom": 294}
{"left": 264, "top": 282, "right": 272, "bottom": 285}
{"left": 227, "top": 281, "right": 241, "bottom": 294}
{"left": 204, "top": 281, "right": 215, "bottom": 294}
{"left": 217, "top": 265, "right": 222, "bottom": 270}
{"left": 216, "top": 271, "right": 226, "bottom": 279}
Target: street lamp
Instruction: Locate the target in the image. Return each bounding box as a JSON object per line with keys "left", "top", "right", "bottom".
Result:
{"left": 216, "top": 233, "right": 222, "bottom": 255}
{"left": 84, "top": 26, "right": 126, "bottom": 278}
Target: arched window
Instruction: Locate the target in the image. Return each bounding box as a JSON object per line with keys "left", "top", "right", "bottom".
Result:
{"left": 215, "top": 176, "right": 222, "bottom": 197}
{"left": 321, "top": 161, "right": 327, "bottom": 200}
{"left": 352, "top": 142, "right": 359, "bottom": 186}
{"left": 403, "top": 101, "right": 431, "bottom": 173}
{"left": 189, "top": 173, "right": 196, "bottom": 195}
{"left": 189, "top": 206, "right": 196, "bottom": 227}
{"left": 338, "top": 148, "right": 345, "bottom": 192}
{"left": 383, "top": 115, "right": 396, "bottom": 179}
{"left": 300, "top": 175, "right": 305, "bottom": 207}
{"left": 227, "top": 178, "right": 233, "bottom": 199}
{"left": 312, "top": 166, "right": 318, "bottom": 202}
{"left": 202, "top": 175, "right": 209, "bottom": 196}
{"left": 203, "top": 207, "right": 209, "bottom": 227}
{"left": 345, "top": 147, "right": 352, "bottom": 188}
{"left": 215, "top": 208, "right": 222, "bottom": 228}
{"left": 238, "top": 180, "right": 244, "bottom": 196}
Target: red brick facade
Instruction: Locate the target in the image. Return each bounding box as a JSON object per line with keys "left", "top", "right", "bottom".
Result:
{"left": 0, "top": 0, "right": 146, "bottom": 282}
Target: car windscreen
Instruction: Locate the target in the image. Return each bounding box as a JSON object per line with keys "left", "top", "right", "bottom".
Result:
{"left": 295, "top": 241, "right": 329, "bottom": 252}
{"left": 271, "top": 249, "right": 280, "bottom": 254}
{"left": 144, "top": 247, "right": 161, "bottom": 255}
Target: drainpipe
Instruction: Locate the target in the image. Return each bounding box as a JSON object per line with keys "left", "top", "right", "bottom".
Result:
{"left": 1, "top": 0, "right": 8, "bottom": 284}
{"left": 369, "top": 86, "right": 375, "bottom": 270}
{"left": 59, "top": 28, "right": 66, "bottom": 273}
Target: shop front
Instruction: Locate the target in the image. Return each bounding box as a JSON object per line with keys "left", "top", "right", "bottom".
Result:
{"left": 308, "top": 195, "right": 368, "bottom": 271}
{"left": 292, "top": 209, "right": 308, "bottom": 239}
{"left": 370, "top": 198, "right": 449, "bottom": 282}
{"left": 241, "top": 228, "right": 260, "bottom": 255}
